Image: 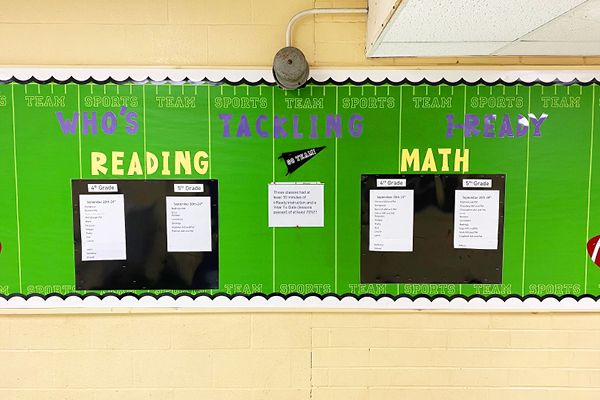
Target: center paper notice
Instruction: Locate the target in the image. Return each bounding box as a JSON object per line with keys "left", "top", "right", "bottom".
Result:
{"left": 268, "top": 183, "right": 324, "bottom": 227}
{"left": 454, "top": 190, "right": 500, "bottom": 249}
{"left": 369, "top": 189, "right": 414, "bottom": 252}
{"left": 166, "top": 196, "right": 212, "bottom": 252}
{"left": 79, "top": 194, "right": 127, "bottom": 261}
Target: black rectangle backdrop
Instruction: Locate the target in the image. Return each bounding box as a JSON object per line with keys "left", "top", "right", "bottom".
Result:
{"left": 72, "top": 179, "right": 219, "bottom": 290}
{"left": 361, "top": 174, "right": 505, "bottom": 284}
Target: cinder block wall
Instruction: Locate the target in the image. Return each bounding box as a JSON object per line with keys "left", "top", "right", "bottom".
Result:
{"left": 0, "top": 311, "right": 599, "bottom": 399}
{"left": 1, "top": 1, "right": 599, "bottom": 399}
{"left": 1, "top": 0, "right": 598, "bottom": 67}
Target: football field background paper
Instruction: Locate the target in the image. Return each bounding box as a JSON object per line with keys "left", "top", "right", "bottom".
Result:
{"left": 0, "top": 75, "right": 599, "bottom": 302}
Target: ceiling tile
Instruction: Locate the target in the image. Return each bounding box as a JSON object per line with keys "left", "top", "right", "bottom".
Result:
{"left": 380, "top": 0, "right": 587, "bottom": 43}
{"left": 368, "top": 0, "right": 599, "bottom": 56}
{"left": 522, "top": 10, "right": 600, "bottom": 41}
{"left": 494, "top": 41, "right": 600, "bottom": 55}
{"left": 371, "top": 41, "right": 510, "bottom": 57}
{"left": 570, "top": 0, "right": 600, "bottom": 21}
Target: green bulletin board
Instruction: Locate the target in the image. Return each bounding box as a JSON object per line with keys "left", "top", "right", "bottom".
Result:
{"left": 0, "top": 70, "right": 599, "bottom": 305}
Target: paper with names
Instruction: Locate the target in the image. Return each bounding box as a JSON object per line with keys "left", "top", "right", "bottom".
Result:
{"left": 166, "top": 196, "right": 212, "bottom": 252}
{"left": 80, "top": 194, "right": 127, "bottom": 261}
{"left": 454, "top": 190, "right": 500, "bottom": 250}
{"left": 369, "top": 189, "right": 414, "bottom": 252}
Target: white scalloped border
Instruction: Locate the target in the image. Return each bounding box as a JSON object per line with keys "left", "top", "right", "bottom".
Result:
{"left": 0, "top": 295, "right": 598, "bottom": 310}
{"left": 1, "top": 67, "right": 600, "bottom": 84}
{"left": 1, "top": 67, "right": 599, "bottom": 310}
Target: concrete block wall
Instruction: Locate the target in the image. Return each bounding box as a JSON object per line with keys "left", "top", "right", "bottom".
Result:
{"left": 0, "top": 311, "right": 599, "bottom": 399}
{"left": 0, "top": 1, "right": 599, "bottom": 398}
{"left": 0, "top": 0, "right": 598, "bottom": 66}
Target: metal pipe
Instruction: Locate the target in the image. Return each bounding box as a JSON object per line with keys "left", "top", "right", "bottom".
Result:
{"left": 286, "top": 8, "right": 368, "bottom": 47}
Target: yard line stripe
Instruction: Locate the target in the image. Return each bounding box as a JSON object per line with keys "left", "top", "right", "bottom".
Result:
{"left": 521, "top": 85, "right": 532, "bottom": 295}
{"left": 11, "top": 84, "right": 23, "bottom": 292}
{"left": 585, "top": 85, "right": 596, "bottom": 290}
{"left": 272, "top": 86, "right": 276, "bottom": 292}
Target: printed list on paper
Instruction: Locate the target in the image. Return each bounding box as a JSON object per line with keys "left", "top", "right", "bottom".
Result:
{"left": 369, "top": 189, "right": 414, "bottom": 252}
{"left": 79, "top": 194, "right": 127, "bottom": 261}
{"left": 454, "top": 190, "right": 500, "bottom": 250}
{"left": 268, "top": 184, "right": 324, "bottom": 227}
{"left": 166, "top": 196, "right": 212, "bottom": 252}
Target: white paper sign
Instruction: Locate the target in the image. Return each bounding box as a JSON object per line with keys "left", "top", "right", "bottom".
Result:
{"left": 463, "top": 179, "right": 492, "bottom": 188}
{"left": 166, "top": 196, "right": 212, "bottom": 252}
{"left": 79, "top": 194, "right": 127, "bottom": 261}
{"left": 174, "top": 183, "right": 204, "bottom": 193}
{"left": 87, "top": 183, "right": 118, "bottom": 193}
{"left": 369, "top": 189, "right": 414, "bottom": 252}
{"left": 268, "top": 184, "right": 324, "bottom": 227}
{"left": 377, "top": 178, "right": 406, "bottom": 187}
{"left": 454, "top": 190, "right": 500, "bottom": 250}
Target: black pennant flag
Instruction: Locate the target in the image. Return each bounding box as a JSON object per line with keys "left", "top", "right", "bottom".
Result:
{"left": 279, "top": 146, "right": 326, "bottom": 175}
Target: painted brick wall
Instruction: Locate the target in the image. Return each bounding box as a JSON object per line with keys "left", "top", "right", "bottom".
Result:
{"left": 0, "top": 311, "right": 599, "bottom": 399}
{"left": 0, "top": 1, "right": 599, "bottom": 399}
{"left": 0, "top": 0, "right": 598, "bottom": 66}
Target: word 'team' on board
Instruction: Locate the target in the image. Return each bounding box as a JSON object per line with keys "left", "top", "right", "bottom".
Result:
{"left": 26, "top": 95, "right": 65, "bottom": 107}
{"left": 445, "top": 113, "right": 548, "bottom": 138}
{"left": 218, "top": 113, "right": 363, "bottom": 139}
{"left": 540, "top": 96, "right": 581, "bottom": 109}
{"left": 400, "top": 148, "right": 469, "bottom": 172}
{"left": 412, "top": 96, "right": 452, "bottom": 109}
{"left": 155, "top": 96, "right": 196, "bottom": 108}
{"left": 90, "top": 150, "right": 209, "bottom": 176}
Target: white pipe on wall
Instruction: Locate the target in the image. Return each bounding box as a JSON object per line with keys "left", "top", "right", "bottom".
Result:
{"left": 286, "top": 8, "right": 368, "bottom": 47}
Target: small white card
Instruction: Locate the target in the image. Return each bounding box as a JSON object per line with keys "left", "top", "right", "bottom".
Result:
{"left": 87, "top": 183, "right": 118, "bottom": 193}
{"left": 463, "top": 179, "right": 492, "bottom": 188}
{"left": 166, "top": 197, "right": 212, "bottom": 252}
{"left": 376, "top": 179, "right": 406, "bottom": 187}
{"left": 454, "top": 190, "right": 500, "bottom": 250}
{"left": 174, "top": 183, "right": 204, "bottom": 193}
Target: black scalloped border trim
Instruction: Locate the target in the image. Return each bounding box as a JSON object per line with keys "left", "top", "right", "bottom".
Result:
{"left": 1, "top": 292, "right": 599, "bottom": 303}
{"left": 0, "top": 76, "right": 599, "bottom": 87}
{"left": 1, "top": 74, "right": 598, "bottom": 304}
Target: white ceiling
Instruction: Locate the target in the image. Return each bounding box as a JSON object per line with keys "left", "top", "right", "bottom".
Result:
{"left": 367, "top": 0, "right": 600, "bottom": 57}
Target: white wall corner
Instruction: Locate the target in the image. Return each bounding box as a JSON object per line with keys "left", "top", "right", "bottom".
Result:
{"left": 366, "top": 0, "right": 404, "bottom": 57}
